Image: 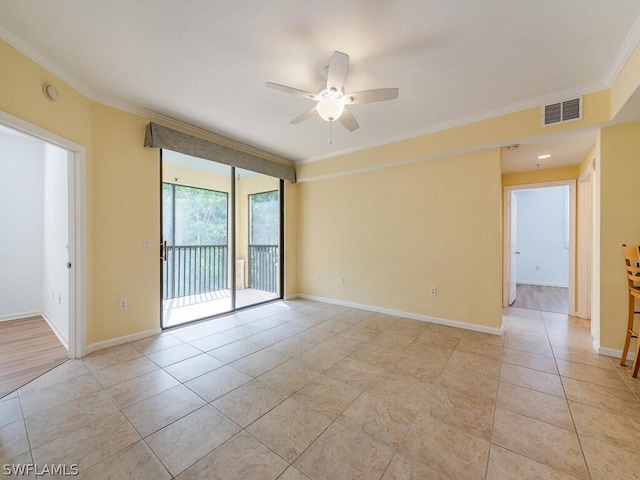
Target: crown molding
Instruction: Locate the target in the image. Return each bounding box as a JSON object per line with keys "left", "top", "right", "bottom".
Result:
{"left": 0, "top": 25, "right": 97, "bottom": 99}
{"left": 0, "top": 26, "right": 293, "bottom": 166}
{"left": 604, "top": 13, "right": 640, "bottom": 87}
{"left": 297, "top": 80, "right": 607, "bottom": 165}
{"left": 100, "top": 95, "right": 294, "bottom": 166}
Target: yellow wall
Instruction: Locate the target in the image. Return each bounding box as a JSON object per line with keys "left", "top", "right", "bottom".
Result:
{"left": 298, "top": 90, "right": 610, "bottom": 181}
{"left": 592, "top": 131, "right": 602, "bottom": 344}
{"left": 90, "top": 103, "right": 160, "bottom": 343}
{"left": 598, "top": 121, "right": 640, "bottom": 349}
{"left": 1, "top": 40, "right": 163, "bottom": 346}
{"left": 0, "top": 41, "right": 92, "bottom": 145}
{"left": 5, "top": 32, "right": 640, "bottom": 351}
{"left": 297, "top": 149, "right": 503, "bottom": 330}
{"left": 284, "top": 182, "right": 298, "bottom": 297}
{"left": 1, "top": 38, "right": 295, "bottom": 349}
{"left": 162, "top": 163, "right": 231, "bottom": 192}
{"left": 502, "top": 165, "right": 580, "bottom": 187}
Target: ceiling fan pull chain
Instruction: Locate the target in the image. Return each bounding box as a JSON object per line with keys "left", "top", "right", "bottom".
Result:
{"left": 329, "top": 120, "right": 333, "bottom": 144}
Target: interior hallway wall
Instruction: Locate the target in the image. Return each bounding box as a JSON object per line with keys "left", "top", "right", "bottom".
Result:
{"left": 42, "top": 142, "right": 70, "bottom": 344}
{"left": 0, "top": 131, "right": 44, "bottom": 320}
{"left": 515, "top": 186, "right": 569, "bottom": 287}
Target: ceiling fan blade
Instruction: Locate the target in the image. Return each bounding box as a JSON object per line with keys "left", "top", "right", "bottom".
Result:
{"left": 290, "top": 107, "right": 317, "bottom": 124}
{"left": 345, "top": 88, "right": 399, "bottom": 104}
{"left": 339, "top": 107, "right": 359, "bottom": 132}
{"left": 265, "top": 82, "right": 318, "bottom": 100}
{"left": 327, "top": 51, "right": 349, "bottom": 91}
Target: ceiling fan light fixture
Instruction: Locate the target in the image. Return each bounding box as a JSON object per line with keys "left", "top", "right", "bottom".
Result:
{"left": 317, "top": 96, "right": 345, "bottom": 122}
{"left": 266, "top": 50, "right": 398, "bottom": 132}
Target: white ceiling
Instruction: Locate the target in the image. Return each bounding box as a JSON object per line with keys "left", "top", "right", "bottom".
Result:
{"left": 1, "top": 1, "right": 640, "bottom": 168}
{"left": 500, "top": 127, "right": 598, "bottom": 174}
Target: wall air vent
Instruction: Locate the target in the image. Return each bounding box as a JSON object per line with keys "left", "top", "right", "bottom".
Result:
{"left": 542, "top": 97, "right": 582, "bottom": 126}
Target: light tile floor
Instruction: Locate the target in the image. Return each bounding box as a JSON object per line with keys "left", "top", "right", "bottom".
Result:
{"left": 1, "top": 301, "right": 640, "bottom": 479}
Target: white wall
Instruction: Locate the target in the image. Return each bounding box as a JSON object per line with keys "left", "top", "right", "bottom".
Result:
{"left": 42, "top": 143, "right": 69, "bottom": 344}
{"left": 0, "top": 131, "right": 44, "bottom": 320}
{"left": 515, "top": 186, "right": 569, "bottom": 287}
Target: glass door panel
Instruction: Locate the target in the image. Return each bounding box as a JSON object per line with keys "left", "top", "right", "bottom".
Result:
{"left": 234, "top": 169, "right": 281, "bottom": 309}
{"left": 161, "top": 151, "right": 233, "bottom": 327}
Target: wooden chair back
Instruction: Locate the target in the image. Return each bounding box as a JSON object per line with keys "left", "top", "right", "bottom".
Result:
{"left": 621, "top": 244, "right": 640, "bottom": 377}
{"left": 621, "top": 244, "right": 640, "bottom": 290}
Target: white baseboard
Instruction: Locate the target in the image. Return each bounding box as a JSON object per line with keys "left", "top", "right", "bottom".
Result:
{"left": 85, "top": 328, "right": 161, "bottom": 356}
{"left": 41, "top": 313, "right": 69, "bottom": 351}
{"left": 593, "top": 340, "right": 636, "bottom": 361}
{"left": 284, "top": 293, "right": 300, "bottom": 300}
{"left": 296, "top": 294, "right": 504, "bottom": 336}
{"left": 0, "top": 310, "right": 42, "bottom": 323}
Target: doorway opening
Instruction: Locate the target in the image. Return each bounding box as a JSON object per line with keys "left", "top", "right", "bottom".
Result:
{"left": 504, "top": 181, "right": 576, "bottom": 315}
{"left": 0, "top": 112, "right": 87, "bottom": 395}
{"left": 160, "top": 151, "right": 283, "bottom": 328}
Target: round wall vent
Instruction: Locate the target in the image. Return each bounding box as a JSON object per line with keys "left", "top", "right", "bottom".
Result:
{"left": 43, "top": 83, "right": 59, "bottom": 101}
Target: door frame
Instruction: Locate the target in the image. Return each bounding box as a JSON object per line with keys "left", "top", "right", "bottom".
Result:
{"left": 503, "top": 180, "right": 577, "bottom": 315}
{"left": 0, "top": 111, "right": 87, "bottom": 358}
{"left": 577, "top": 166, "right": 593, "bottom": 319}
{"left": 508, "top": 190, "right": 518, "bottom": 305}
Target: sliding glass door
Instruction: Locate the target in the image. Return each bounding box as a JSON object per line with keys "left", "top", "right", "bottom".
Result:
{"left": 161, "top": 152, "right": 282, "bottom": 328}
{"left": 235, "top": 168, "right": 281, "bottom": 309}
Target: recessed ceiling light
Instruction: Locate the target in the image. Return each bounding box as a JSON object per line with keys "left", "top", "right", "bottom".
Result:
{"left": 537, "top": 154, "right": 551, "bottom": 159}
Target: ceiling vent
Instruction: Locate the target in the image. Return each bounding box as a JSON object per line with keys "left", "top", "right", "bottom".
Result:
{"left": 542, "top": 97, "right": 582, "bottom": 126}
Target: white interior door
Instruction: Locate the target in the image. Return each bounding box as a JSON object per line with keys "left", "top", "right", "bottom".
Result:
{"left": 509, "top": 191, "right": 518, "bottom": 305}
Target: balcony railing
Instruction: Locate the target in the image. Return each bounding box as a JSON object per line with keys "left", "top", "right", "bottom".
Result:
{"left": 249, "top": 245, "right": 279, "bottom": 293}
{"left": 163, "top": 245, "right": 228, "bottom": 300}
{"left": 162, "top": 244, "right": 279, "bottom": 300}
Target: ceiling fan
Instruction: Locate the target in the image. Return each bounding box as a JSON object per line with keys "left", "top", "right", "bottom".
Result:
{"left": 266, "top": 51, "right": 399, "bottom": 132}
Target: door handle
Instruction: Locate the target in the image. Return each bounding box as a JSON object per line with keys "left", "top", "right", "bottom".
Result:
{"left": 162, "top": 241, "right": 168, "bottom": 261}
{"left": 515, "top": 251, "right": 521, "bottom": 254}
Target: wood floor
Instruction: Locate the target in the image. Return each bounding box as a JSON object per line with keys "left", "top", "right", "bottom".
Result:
{"left": 511, "top": 283, "right": 569, "bottom": 314}
{"left": 0, "top": 316, "right": 68, "bottom": 399}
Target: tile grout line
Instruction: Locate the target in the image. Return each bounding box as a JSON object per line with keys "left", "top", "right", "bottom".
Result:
{"left": 5, "top": 301, "right": 640, "bottom": 479}
{"left": 542, "top": 309, "right": 594, "bottom": 480}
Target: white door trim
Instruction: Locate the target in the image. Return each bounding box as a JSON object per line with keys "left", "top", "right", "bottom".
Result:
{"left": 503, "top": 180, "right": 577, "bottom": 315}
{"left": 577, "top": 167, "right": 593, "bottom": 319}
{"left": 0, "top": 111, "right": 87, "bottom": 358}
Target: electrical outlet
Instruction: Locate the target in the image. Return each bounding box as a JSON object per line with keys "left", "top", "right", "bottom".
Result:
{"left": 120, "top": 299, "right": 128, "bottom": 310}
{"left": 339, "top": 276, "right": 345, "bottom": 285}
{"left": 430, "top": 287, "right": 437, "bottom": 296}
{"left": 536, "top": 265, "right": 540, "bottom": 271}
{"left": 143, "top": 240, "right": 151, "bottom": 251}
